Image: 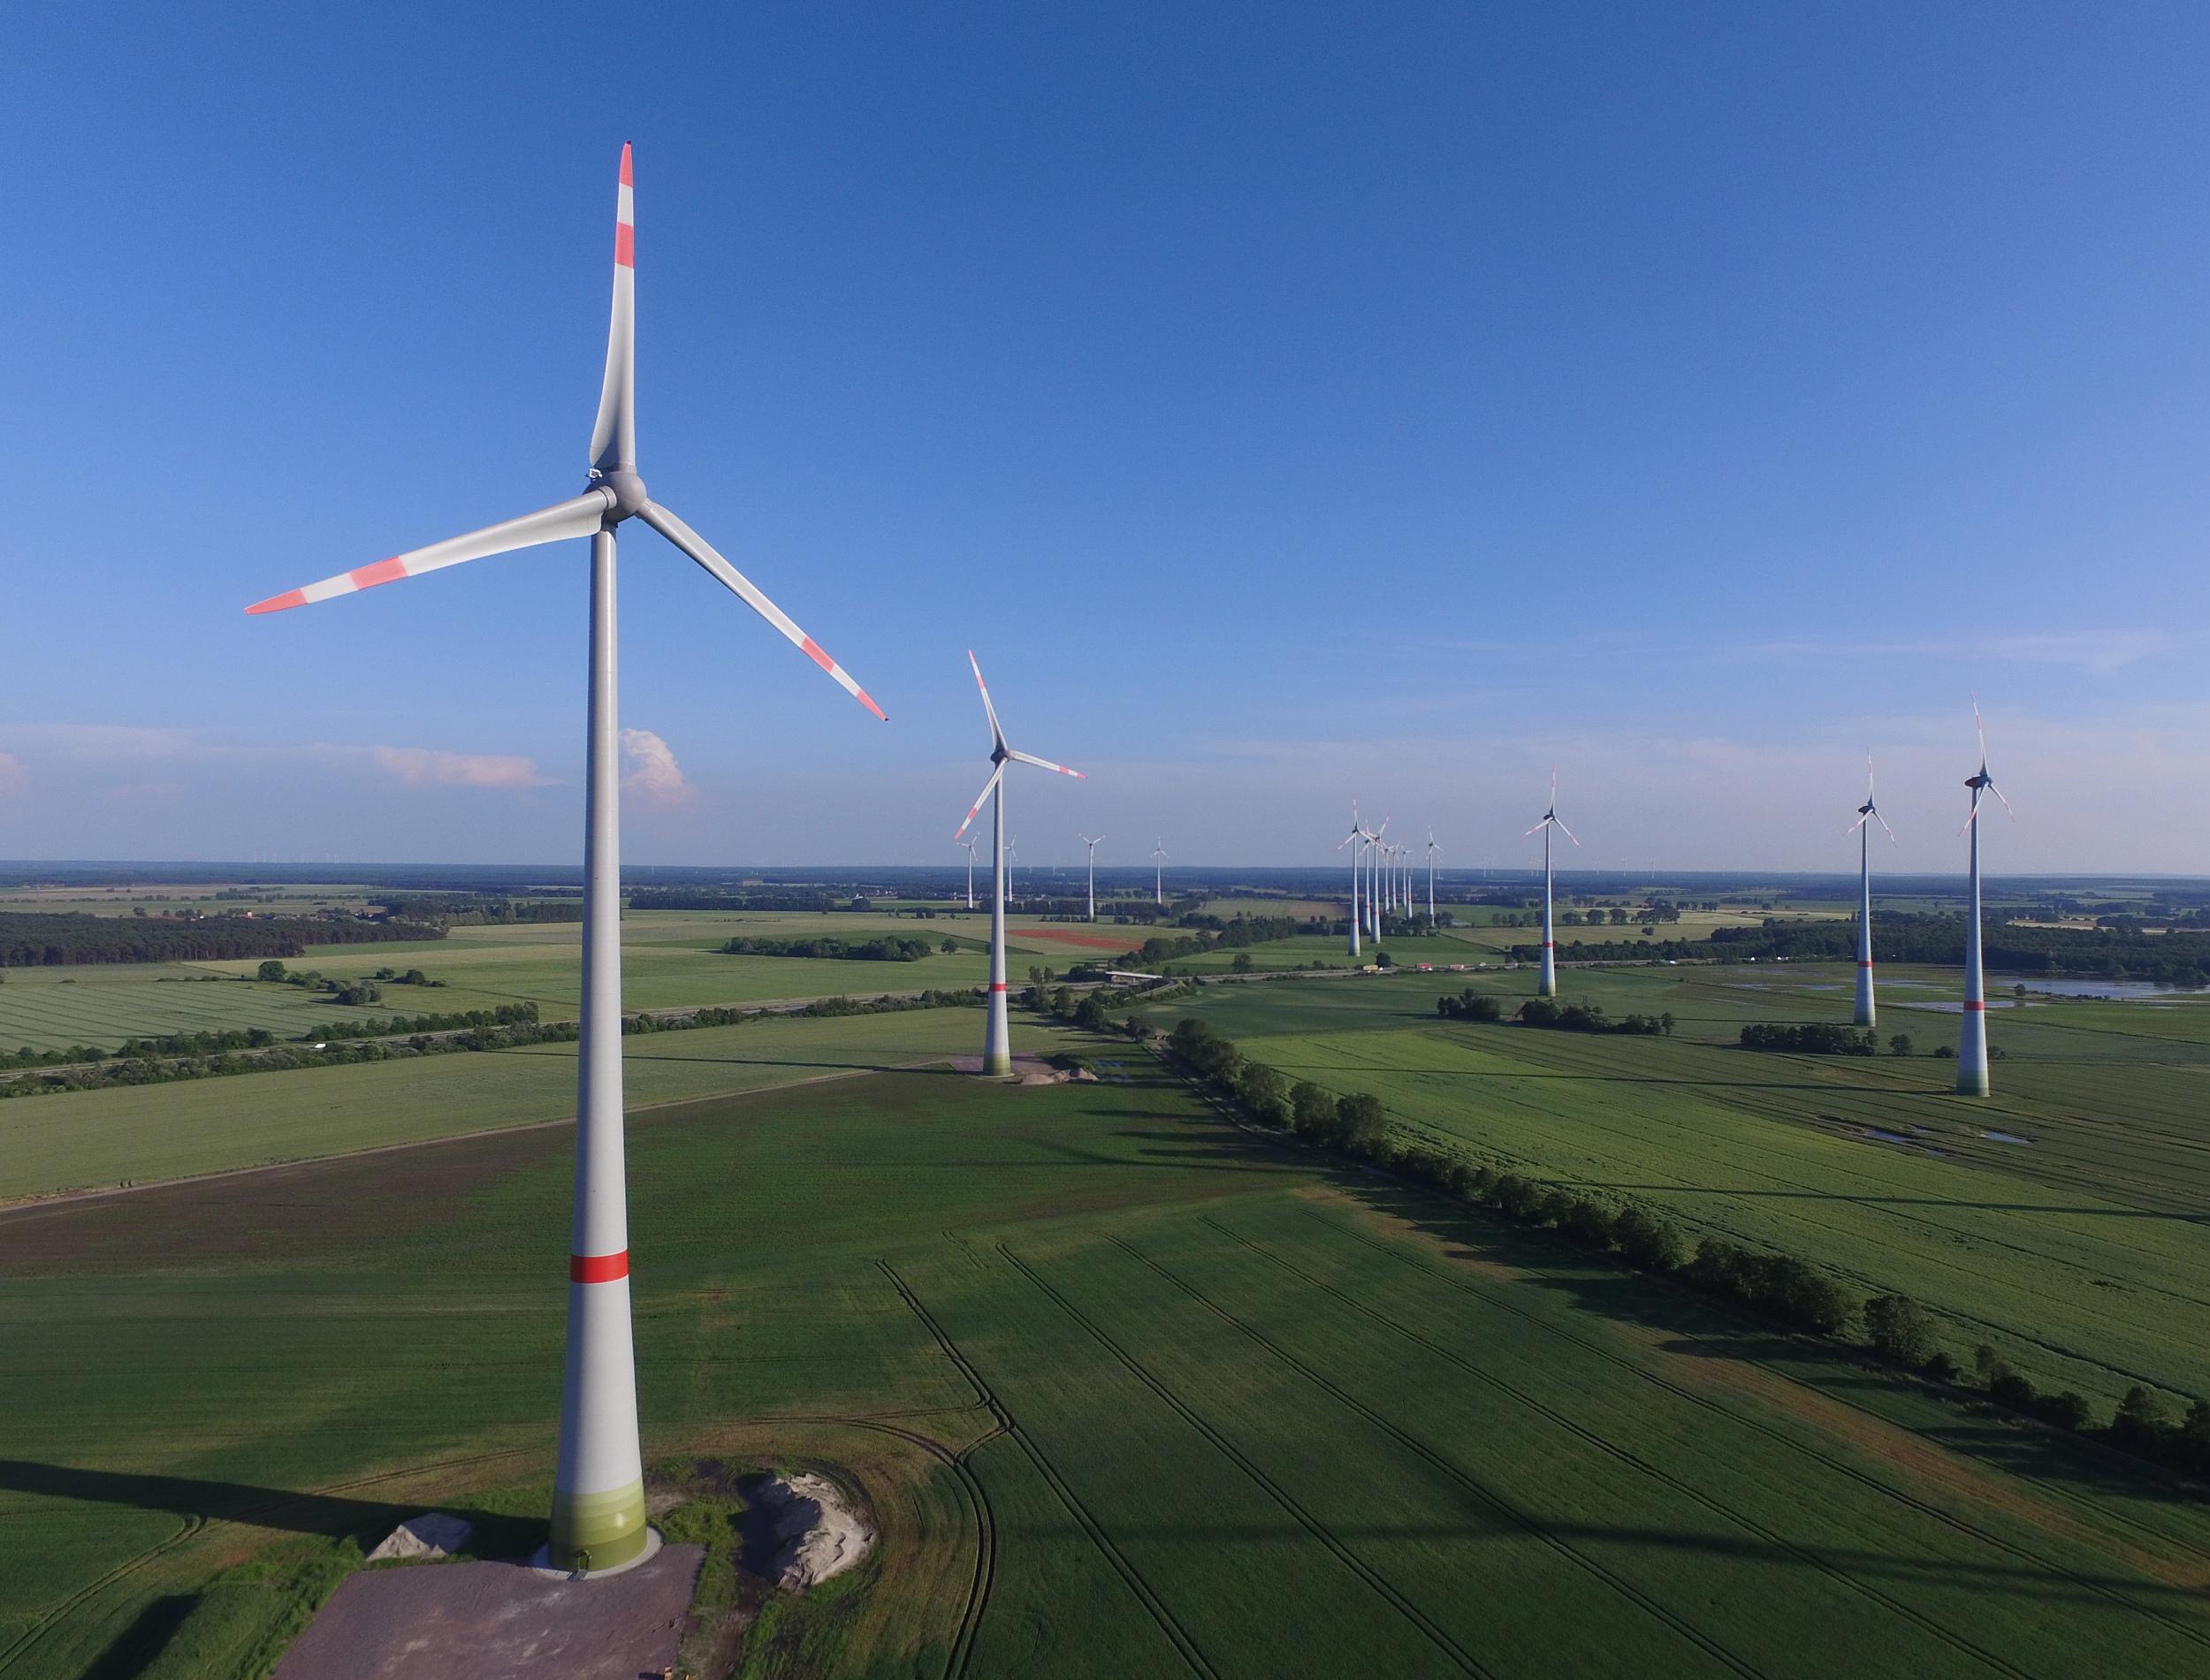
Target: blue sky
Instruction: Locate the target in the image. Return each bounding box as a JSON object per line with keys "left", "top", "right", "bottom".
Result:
{"left": 3, "top": 3, "right": 2205, "bottom": 874}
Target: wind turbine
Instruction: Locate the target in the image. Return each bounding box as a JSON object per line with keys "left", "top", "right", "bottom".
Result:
{"left": 1525, "top": 771, "right": 1579, "bottom": 998}
{"left": 953, "top": 653, "right": 1082, "bottom": 1076}
{"left": 244, "top": 147, "right": 884, "bottom": 1578}
{"left": 1079, "top": 832, "right": 1104, "bottom": 922}
{"left": 1956, "top": 700, "right": 2014, "bottom": 1097}
{"left": 1006, "top": 836, "right": 1019, "bottom": 906}
{"left": 960, "top": 839, "right": 979, "bottom": 911}
{"left": 1152, "top": 839, "right": 1169, "bottom": 907}
{"left": 1845, "top": 754, "right": 1896, "bottom": 1029}
{"left": 1426, "top": 829, "right": 1440, "bottom": 924}
{"left": 1336, "top": 809, "right": 1368, "bottom": 960}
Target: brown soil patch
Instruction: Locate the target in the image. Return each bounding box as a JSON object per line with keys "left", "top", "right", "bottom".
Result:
{"left": 1009, "top": 928, "right": 1134, "bottom": 950}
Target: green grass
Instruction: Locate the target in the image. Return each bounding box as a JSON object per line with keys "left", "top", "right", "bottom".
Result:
{"left": 0, "top": 1007, "right": 991, "bottom": 1199}
{"left": 0, "top": 908, "right": 1107, "bottom": 1052}
{"left": 1139, "top": 963, "right": 2210, "bottom": 1410}
{"left": 5, "top": 1009, "right": 2210, "bottom": 1676}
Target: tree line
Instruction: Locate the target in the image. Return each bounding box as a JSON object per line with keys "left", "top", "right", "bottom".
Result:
{"left": 1517, "top": 912, "right": 2210, "bottom": 984}
{"left": 720, "top": 934, "right": 935, "bottom": 962}
{"left": 1151, "top": 1014, "right": 2210, "bottom": 1486}
{"left": 0, "top": 912, "right": 446, "bottom": 968}
{"left": 1739, "top": 1021, "right": 1879, "bottom": 1055}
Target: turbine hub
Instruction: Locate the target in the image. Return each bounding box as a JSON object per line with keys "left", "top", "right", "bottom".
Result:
{"left": 591, "top": 468, "right": 650, "bottom": 523}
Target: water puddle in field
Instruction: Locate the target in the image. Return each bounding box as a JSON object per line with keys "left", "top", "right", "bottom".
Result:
{"left": 1988, "top": 975, "right": 2210, "bottom": 1000}
{"left": 1981, "top": 1130, "right": 2033, "bottom": 1145}
{"left": 1863, "top": 1126, "right": 1947, "bottom": 1156}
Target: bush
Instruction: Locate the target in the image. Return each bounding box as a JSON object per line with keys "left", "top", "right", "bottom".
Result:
{"left": 2032, "top": 1390, "right": 2093, "bottom": 1431}
{"left": 1236, "top": 1061, "right": 1288, "bottom": 1126}
{"left": 1739, "top": 1022, "right": 1878, "bottom": 1055}
{"left": 1436, "top": 988, "right": 1503, "bottom": 1022}
{"left": 1611, "top": 1206, "right": 1685, "bottom": 1272}
{"left": 1864, "top": 1294, "right": 1939, "bottom": 1369}
{"left": 2113, "top": 1386, "right": 2173, "bottom": 1448}
{"left": 1560, "top": 1197, "right": 1615, "bottom": 1250}
{"left": 1290, "top": 1081, "right": 1337, "bottom": 1139}
{"left": 1336, "top": 1093, "right": 1389, "bottom": 1154}
{"left": 1989, "top": 1371, "right": 2039, "bottom": 1411}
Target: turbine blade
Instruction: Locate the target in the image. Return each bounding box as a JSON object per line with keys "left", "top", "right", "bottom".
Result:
{"left": 1009, "top": 749, "right": 1083, "bottom": 779}
{"left": 953, "top": 763, "right": 1004, "bottom": 841}
{"left": 1846, "top": 812, "right": 1871, "bottom": 836}
{"left": 1991, "top": 781, "right": 2016, "bottom": 820}
{"left": 1523, "top": 816, "right": 1550, "bottom": 837}
{"left": 588, "top": 143, "right": 636, "bottom": 475}
{"left": 968, "top": 651, "right": 1008, "bottom": 751}
{"left": 245, "top": 491, "right": 611, "bottom": 613}
{"left": 639, "top": 500, "right": 887, "bottom": 720}
{"left": 1876, "top": 810, "right": 1898, "bottom": 843}
{"left": 1554, "top": 816, "right": 1581, "bottom": 848}
{"left": 1958, "top": 801, "right": 1981, "bottom": 836}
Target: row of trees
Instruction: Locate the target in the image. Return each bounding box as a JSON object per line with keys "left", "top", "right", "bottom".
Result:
{"left": 1739, "top": 1022, "right": 1880, "bottom": 1055}
{"left": 719, "top": 933, "right": 936, "bottom": 962}
{"left": 1520, "top": 912, "right": 2210, "bottom": 984}
{"left": 1515, "top": 997, "right": 1671, "bottom": 1036}
{"left": 1151, "top": 1016, "right": 2210, "bottom": 1486}
{"left": 0, "top": 912, "right": 445, "bottom": 967}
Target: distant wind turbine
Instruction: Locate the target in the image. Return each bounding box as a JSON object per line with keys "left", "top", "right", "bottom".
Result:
{"left": 1956, "top": 699, "right": 2014, "bottom": 1097}
{"left": 1079, "top": 832, "right": 1104, "bottom": 922}
{"left": 1426, "top": 829, "right": 1440, "bottom": 924}
{"left": 244, "top": 146, "right": 884, "bottom": 1579}
{"left": 954, "top": 652, "right": 1082, "bottom": 1076}
{"left": 1336, "top": 809, "right": 1368, "bottom": 960}
{"left": 1846, "top": 754, "right": 1896, "bottom": 1029}
{"left": 1152, "top": 839, "right": 1169, "bottom": 907}
{"left": 1525, "top": 771, "right": 1579, "bottom": 998}
{"left": 961, "top": 839, "right": 979, "bottom": 911}
{"left": 1366, "top": 817, "right": 1391, "bottom": 940}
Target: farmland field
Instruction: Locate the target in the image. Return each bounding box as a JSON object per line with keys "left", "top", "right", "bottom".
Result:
{"left": 1136, "top": 962, "right": 2210, "bottom": 1411}
{"left": 0, "top": 908, "right": 1115, "bottom": 1052}
{"left": 4, "top": 1016, "right": 2208, "bottom": 1677}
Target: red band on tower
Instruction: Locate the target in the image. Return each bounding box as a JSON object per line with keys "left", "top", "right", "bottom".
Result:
{"left": 569, "top": 1250, "right": 629, "bottom": 1283}
{"left": 1963, "top": 1000, "right": 1986, "bottom": 1011}
{"left": 988, "top": 983, "right": 1008, "bottom": 992}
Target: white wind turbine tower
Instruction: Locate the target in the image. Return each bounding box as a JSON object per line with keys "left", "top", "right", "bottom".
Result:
{"left": 1079, "top": 832, "right": 1104, "bottom": 922}
{"left": 1006, "top": 837, "right": 1019, "bottom": 906}
{"left": 1336, "top": 809, "right": 1369, "bottom": 960}
{"left": 1152, "top": 839, "right": 1169, "bottom": 907}
{"left": 245, "top": 146, "right": 884, "bottom": 1578}
{"left": 953, "top": 653, "right": 1083, "bottom": 1076}
{"left": 1525, "top": 771, "right": 1579, "bottom": 998}
{"left": 1956, "top": 699, "right": 2014, "bottom": 1098}
{"left": 960, "top": 839, "right": 979, "bottom": 911}
{"left": 1845, "top": 754, "right": 1896, "bottom": 1029}
{"left": 1368, "top": 819, "right": 1391, "bottom": 939}
{"left": 1426, "top": 829, "right": 1440, "bottom": 924}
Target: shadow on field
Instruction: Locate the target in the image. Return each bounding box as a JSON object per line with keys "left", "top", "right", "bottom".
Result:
{"left": 1574, "top": 1182, "right": 2209, "bottom": 1221}
{"left": 80, "top": 1593, "right": 199, "bottom": 1679}
{"left": 1290, "top": 1172, "right": 2210, "bottom": 1514}
{"left": 0, "top": 1458, "right": 521, "bottom": 1555}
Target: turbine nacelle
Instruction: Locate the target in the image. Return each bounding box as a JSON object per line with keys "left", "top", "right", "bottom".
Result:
{"left": 591, "top": 468, "right": 651, "bottom": 523}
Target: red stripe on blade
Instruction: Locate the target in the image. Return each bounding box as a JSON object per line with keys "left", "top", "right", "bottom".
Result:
{"left": 614, "top": 223, "right": 634, "bottom": 268}
{"left": 246, "top": 589, "right": 308, "bottom": 615}
{"left": 570, "top": 1250, "right": 629, "bottom": 1283}
{"left": 619, "top": 142, "right": 633, "bottom": 186}
{"left": 799, "top": 635, "right": 835, "bottom": 673}
{"left": 349, "top": 557, "right": 408, "bottom": 590}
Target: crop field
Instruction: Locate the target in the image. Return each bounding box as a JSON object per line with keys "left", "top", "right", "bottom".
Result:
{"left": 0, "top": 1007, "right": 994, "bottom": 1200}
{"left": 5, "top": 1025, "right": 2209, "bottom": 1677}
{"left": 0, "top": 908, "right": 1116, "bottom": 1051}
{"left": 1136, "top": 964, "right": 2210, "bottom": 1410}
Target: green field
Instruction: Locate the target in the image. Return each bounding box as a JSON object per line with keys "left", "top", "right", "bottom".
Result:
{"left": 0, "top": 908, "right": 1128, "bottom": 1053}
{"left": 1136, "top": 963, "right": 2210, "bottom": 1411}
{"left": 5, "top": 1016, "right": 2210, "bottom": 1677}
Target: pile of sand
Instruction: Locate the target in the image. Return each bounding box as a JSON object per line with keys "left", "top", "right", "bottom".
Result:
{"left": 364, "top": 1512, "right": 474, "bottom": 1562}
{"left": 752, "top": 1472, "right": 873, "bottom": 1590}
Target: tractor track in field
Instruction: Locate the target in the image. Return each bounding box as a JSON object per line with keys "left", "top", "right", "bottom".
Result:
{"left": 1108, "top": 1230, "right": 1782, "bottom": 1680}
{"left": 1287, "top": 1203, "right": 2210, "bottom": 1643}
{"left": 1178, "top": 1221, "right": 2031, "bottom": 1680}
{"left": 879, "top": 1258, "right": 1215, "bottom": 1680}
{"left": 998, "top": 1241, "right": 1488, "bottom": 1679}
{"left": 876, "top": 1262, "right": 1004, "bottom": 1680}
{"left": 0, "top": 1445, "right": 539, "bottom": 1677}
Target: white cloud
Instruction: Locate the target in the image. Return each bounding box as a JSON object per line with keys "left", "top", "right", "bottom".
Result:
{"left": 368, "top": 746, "right": 550, "bottom": 789}
{"left": 620, "top": 728, "right": 691, "bottom": 805}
